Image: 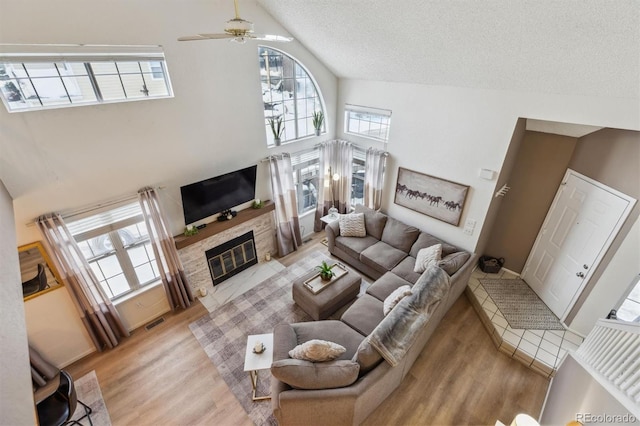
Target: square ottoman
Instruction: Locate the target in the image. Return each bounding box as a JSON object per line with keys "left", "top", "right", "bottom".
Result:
{"left": 292, "top": 262, "right": 362, "bottom": 321}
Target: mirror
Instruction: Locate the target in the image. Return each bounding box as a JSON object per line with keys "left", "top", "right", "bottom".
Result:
{"left": 18, "top": 241, "right": 63, "bottom": 300}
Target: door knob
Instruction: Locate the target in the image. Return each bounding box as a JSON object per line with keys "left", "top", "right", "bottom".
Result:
{"left": 576, "top": 272, "right": 585, "bottom": 278}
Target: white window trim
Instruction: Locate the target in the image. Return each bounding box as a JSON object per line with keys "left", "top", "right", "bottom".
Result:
{"left": 0, "top": 44, "right": 173, "bottom": 113}
{"left": 259, "top": 45, "right": 327, "bottom": 146}
{"left": 344, "top": 104, "right": 392, "bottom": 142}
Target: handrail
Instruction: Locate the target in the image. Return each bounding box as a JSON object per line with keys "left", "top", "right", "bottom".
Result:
{"left": 574, "top": 318, "right": 640, "bottom": 417}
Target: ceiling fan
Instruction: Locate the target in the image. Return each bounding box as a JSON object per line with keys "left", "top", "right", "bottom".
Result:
{"left": 178, "top": 0, "right": 293, "bottom": 44}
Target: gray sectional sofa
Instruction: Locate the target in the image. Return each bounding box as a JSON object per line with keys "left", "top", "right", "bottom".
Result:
{"left": 271, "top": 205, "right": 477, "bottom": 426}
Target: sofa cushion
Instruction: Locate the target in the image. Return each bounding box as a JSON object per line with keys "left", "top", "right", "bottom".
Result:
{"left": 383, "top": 285, "right": 412, "bottom": 316}
{"left": 354, "top": 204, "right": 388, "bottom": 240}
{"left": 380, "top": 217, "right": 420, "bottom": 253}
{"left": 341, "top": 294, "right": 385, "bottom": 337}
{"left": 352, "top": 337, "right": 383, "bottom": 374}
{"left": 360, "top": 241, "right": 407, "bottom": 274}
{"left": 390, "top": 257, "right": 422, "bottom": 284}
{"left": 409, "top": 232, "right": 458, "bottom": 258}
{"left": 271, "top": 359, "right": 360, "bottom": 390}
{"left": 339, "top": 213, "right": 366, "bottom": 237}
{"left": 290, "top": 320, "right": 366, "bottom": 360}
{"left": 414, "top": 244, "right": 442, "bottom": 273}
{"left": 289, "top": 339, "right": 346, "bottom": 362}
{"left": 335, "top": 235, "right": 379, "bottom": 260}
{"left": 438, "top": 251, "right": 471, "bottom": 276}
{"left": 366, "top": 272, "right": 413, "bottom": 302}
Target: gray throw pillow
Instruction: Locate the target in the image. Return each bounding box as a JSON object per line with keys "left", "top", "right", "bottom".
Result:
{"left": 437, "top": 251, "right": 471, "bottom": 275}
{"left": 352, "top": 337, "right": 383, "bottom": 374}
{"left": 271, "top": 359, "right": 360, "bottom": 390}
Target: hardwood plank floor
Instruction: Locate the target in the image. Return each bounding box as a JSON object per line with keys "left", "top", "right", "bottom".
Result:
{"left": 67, "top": 232, "right": 549, "bottom": 425}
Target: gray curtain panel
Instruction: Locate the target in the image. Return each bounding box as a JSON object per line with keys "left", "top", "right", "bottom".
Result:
{"left": 37, "top": 214, "right": 129, "bottom": 351}
{"left": 364, "top": 148, "right": 388, "bottom": 211}
{"left": 314, "top": 140, "right": 353, "bottom": 231}
{"left": 268, "top": 154, "right": 303, "bottom": 257}
{"left": 138, "top": 187, "right": 194, "bottom": 310}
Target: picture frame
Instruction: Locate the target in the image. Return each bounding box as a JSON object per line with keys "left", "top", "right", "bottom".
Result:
{"left": 394, "top": 167, "right": 469, "bottom": 226}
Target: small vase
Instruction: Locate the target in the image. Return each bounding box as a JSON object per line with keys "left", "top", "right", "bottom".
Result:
{"left": 315, "top": 129, "right": 321, "bottom": 136}
{"left": 320, "top": 273, "right": 332, "bottom": 281}
{"left": 274, "top": 137, "right": 281, "bottom": 146}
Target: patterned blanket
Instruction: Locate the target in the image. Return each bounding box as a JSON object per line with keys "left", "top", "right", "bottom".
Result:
{"left": 369, "top": 266, "right": 451, "bottom": 366}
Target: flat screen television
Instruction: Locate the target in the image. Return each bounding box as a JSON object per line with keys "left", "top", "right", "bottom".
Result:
{"left": 180, "top": 165, "right": 257, "bottom": 225}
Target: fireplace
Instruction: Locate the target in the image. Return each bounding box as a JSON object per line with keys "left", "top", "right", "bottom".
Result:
{"left": 205, "top": 231, "right": 258, "bottom": 286}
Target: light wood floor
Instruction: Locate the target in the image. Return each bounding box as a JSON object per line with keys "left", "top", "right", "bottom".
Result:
{"left": 67, "top": 232, "right": 549, "bottom": 425}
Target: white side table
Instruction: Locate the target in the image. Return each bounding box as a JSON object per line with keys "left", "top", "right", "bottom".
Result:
{"left": 243, "top": 333, "right": 274, "bottom": 401}
{"left": 320, "top": 213, "right": 340, "bottom": 224}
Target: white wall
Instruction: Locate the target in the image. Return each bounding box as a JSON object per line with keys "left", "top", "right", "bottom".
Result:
{"left": 0, "top": 180, "right": 36, "bottom": 425}
{"left": 337, "top": 80, "right": 640, "bottom": 253}
{"left": 569, "top": 217, "right": 640, "bottom": 336}
{"left": 0, "top": 0, "right": 337, "bottom": 367}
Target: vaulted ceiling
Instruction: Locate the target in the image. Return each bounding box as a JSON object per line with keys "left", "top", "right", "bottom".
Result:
{"left": 258, "top": 0, "right": 639, "bottom": 100}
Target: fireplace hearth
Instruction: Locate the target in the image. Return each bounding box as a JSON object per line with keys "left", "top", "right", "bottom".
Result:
{"left": 205, "top": 231, "right": 257, "bottom": 286}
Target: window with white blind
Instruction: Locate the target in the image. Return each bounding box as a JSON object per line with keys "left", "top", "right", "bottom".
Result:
{"left": 66, "top": 202, "right": 160, "bottom": 300}
{"left": 0, "top": 45, "right": 172, "bottom": 112}
{"left": 344, "top": 104, "right": 392, "bottom": 142}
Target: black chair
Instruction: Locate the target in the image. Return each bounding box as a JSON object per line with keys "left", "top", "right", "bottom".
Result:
{"left": 22, "top": 263, "right": 49, "bottom": 297}
{"left": 36, "top": 370, "right": 93, "bottom": 426}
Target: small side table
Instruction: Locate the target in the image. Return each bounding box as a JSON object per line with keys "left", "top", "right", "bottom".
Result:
{"left": 320, "top": 213, "right": 340, "bottom": 225}
{"left": 243, "top": 333, "right": 274, "bottom": 401}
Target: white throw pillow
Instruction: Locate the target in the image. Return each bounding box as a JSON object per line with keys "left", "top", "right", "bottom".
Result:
{"left": 414, "top": 244, "right": 442, "bottom": 273}
{"left": 339, "top": 213, "right": 366, "bottom": 237}
{"left": 383, "top": 285, "right": 412, "bottom": 316}
{"left": 289, "top": 339, "right": 346, "bottom": 362}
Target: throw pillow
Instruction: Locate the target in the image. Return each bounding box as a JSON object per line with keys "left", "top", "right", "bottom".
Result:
{"left": 339, "top": 213, "right": 366, "bottom": 237}
{"left": 271, "top": 359, "right": 360, "bottom": 390}
{"left": 414, "top": 244, "right": 442, "bottom": 273}
{"left": 437, "top": 251, "right": 471, "bottom": 276}
{"left": 289, "top": 339, "right": 346, "bottom": 362}
{"left": 383, "top": 285, "right": 412, "bottom": 316}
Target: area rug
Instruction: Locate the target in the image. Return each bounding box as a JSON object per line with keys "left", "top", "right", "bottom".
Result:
{"left": 480, "top": 278, "right": 565, "bottom": 330}
{"left": 189, "top": 251, "right": 366, "bottom": 425}
{"left": 71, "top": 370, "right": 112, "bottom": 425}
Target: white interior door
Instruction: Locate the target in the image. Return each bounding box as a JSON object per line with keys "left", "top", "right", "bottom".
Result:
{"left": 522, "top": 169, "right": 634, "bottom": 321}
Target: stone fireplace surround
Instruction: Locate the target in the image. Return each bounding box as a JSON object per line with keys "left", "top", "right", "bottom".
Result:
{"left": 176, "top": 206, "right": 277, "bottom": 296}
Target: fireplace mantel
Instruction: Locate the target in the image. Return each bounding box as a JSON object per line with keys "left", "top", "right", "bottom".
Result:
{"left": 174, "top": 201, "right": 275, "bottom": 250}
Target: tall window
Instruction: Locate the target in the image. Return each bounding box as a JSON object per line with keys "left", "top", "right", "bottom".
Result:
{"left": 351, "top": 147, "right": 366, "bottom": 207}
{"left": 0, "top": 50, "right": 172, "bottom": 112}
{"left": 66, "top": 202, "right": 160, "bottom": 300}
{"left": 291, "top": 149, "right": 320, "bottom": 215}
{"left": 290, "top": 146, "right": 367, "bottom": 214}
{"left": 259, "top": 46, "right": 324, "bottom": 146}
{"left": 345, "top": 104, "right": 392, "bottom": 142}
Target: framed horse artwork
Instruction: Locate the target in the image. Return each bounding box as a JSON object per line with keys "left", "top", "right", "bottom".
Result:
{"left": 394, "top": 167, "right": 469, "bottom": 226}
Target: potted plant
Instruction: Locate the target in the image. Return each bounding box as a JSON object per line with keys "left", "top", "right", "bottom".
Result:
{"left": 312, "top": 111, "right": 324, "bottom": 136}
{"left": 268, "top": 117, "right": 284, "bottom": 145}
{"left": 316, "top": 260, "right": 334, "bottom": 281}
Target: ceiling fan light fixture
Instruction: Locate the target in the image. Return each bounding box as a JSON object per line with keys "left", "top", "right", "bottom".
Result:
{"left": 224, "top": 18, "right": 254, "bottom": 35}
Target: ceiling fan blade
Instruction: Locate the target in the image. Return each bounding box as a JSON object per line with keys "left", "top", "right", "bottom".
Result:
{"left": 178, "top": 33, "right": 235, "bottom": 41}
{"left": 251, "top": 34, "right": 294, "bottom": 42}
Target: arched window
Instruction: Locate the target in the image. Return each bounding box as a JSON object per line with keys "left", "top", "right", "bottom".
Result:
{"left": 259, "top": 46, "right": 325, "bottom": 146}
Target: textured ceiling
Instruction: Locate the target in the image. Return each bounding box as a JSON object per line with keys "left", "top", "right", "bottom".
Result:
{"left": 257, "top": 0, "right": 640, "bottom": 99}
